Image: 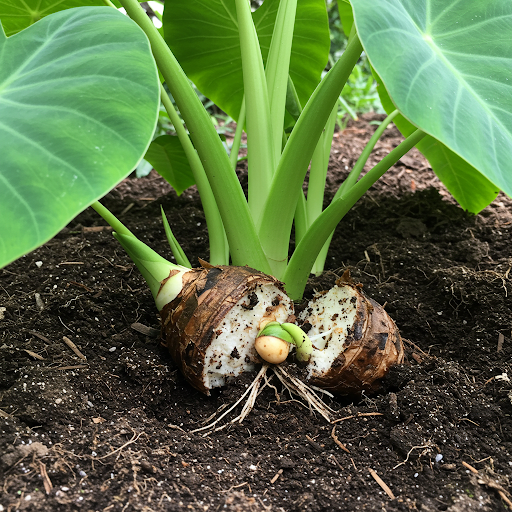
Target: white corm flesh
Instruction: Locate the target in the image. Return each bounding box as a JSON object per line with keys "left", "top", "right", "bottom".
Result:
{"left": 203, "top": 284, "right": 293, "bottom": 389}
{"left": 298, "top": 284, "right": 359, "bottom": 381}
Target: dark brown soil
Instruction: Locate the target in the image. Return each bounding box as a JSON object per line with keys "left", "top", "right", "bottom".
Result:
{"left": 1, "top": 114, "right": 512, "bottom": 511}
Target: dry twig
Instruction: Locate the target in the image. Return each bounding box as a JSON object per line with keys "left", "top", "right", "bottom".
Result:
{"left": 39, "top": 461, "right": 53, "bottom": 494}
{"left": 331, "top": 426, "right": 350, "bottom": 453}
{"left": 62, "top": 336, "right": 87, "bottom": 360}
{"left": 369, "top": 468, "right": 395, "bottom": 500}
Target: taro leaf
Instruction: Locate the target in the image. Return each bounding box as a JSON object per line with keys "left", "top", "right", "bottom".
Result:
{"left": 376, "top": 75, "right": 499, "bottom": 212}
{"left": 0, "top": 0, "right": 147, "bottom": 36}
{"left": 337, "top": 0, "right": 353, "bottom": 38}
{"left": 163, "top": 0, "right": 330, "bottom": 121}
{"left": 351, "top": 0, "right": 512, "bottom": 209}
{"left": 144, "top": 135, "right": 195, "bottom": 195}
{"left": 0, "top": 7, "right": 160, "bottom": 268}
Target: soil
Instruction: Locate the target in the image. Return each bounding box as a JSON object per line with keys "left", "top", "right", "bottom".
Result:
{"left": 1, "top": 113, "right": 512, "bottom": 512}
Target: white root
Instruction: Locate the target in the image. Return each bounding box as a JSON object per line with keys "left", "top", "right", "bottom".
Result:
{"left": 272, "top": 365, "right": 335, "bottom": 423}
{"left": 189, "top": 363, "right": 336, "bottom": 434}
{"left": 190, "top": 365, "right": 270, "bottom": 435}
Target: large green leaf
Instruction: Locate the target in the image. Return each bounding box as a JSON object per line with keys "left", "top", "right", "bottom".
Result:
{"left": 144, "top": 135, "right": 195, "bottom": 195}
{"left": 0, "top": 7, "right": 160, "bottom": 268}
{"left": 337, "top": 0, "right": 353, "bottom": 38}
{"left": 352, "top": 0, "right": 512, "bottom": 203}
{"left": 0, "top": 0, "right": 144, "bottom": 36}
{"left": 0, "top": 0, "right": 104, "bottom": 36}
{"left": 376, "top": 74, "right": 499, "bottom": 212}
{"left": 163, "top": 0, "right": 330, "bottom": 120}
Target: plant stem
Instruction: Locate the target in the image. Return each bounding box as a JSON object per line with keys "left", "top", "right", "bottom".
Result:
{"left": 119, "top": 0, "right": 271, "bottom": 274}
{"left": 265, "top": 0, "right": 298, "bottom": 169}
{"left": 313, "top": 110, "right": 400, "bottom": 273}
{"left": 308, "top": 104, "right": 337, "bottom": 275}
{"left": 230, "top": 98, "right": 246, "bottom": 170}
{"left": 283, "top": 128, "right": 427, "bottom": 300}
{"left": 336, "top": 110, "right": 399, "bottom": 197}
{"left": 91, "top": 201, "right": 134, "bottom": 237}
{"left": 235, "top": 0, "right": 274, "bottom": 226}
{"left": 258, "top": 34, "right": 364, "bottom": 277}
{"left": 159, "top": 84, "right": 229, "bottom": 265}
{"left": 161, "top": 206, "right": 192, "bottom": 268}
{"left": 294, "top": 192, "right": 308, "bottom": 247}
{"left": 91, "top": 201, "right": 186, "bottom": 299}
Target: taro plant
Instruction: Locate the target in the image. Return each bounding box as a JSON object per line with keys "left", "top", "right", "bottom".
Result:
{"left": 1, "top": 0, "right": 511, "bottom": 301}
{"left": 1, "top": 0, "right": 511, "bottom": 398}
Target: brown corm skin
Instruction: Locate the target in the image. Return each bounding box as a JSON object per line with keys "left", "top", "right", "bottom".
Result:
{"left": 160, "top": 265, "right": 288, "bottom": 395}
{"left": 306, "top": 279, "right": 404, "bottom": 395}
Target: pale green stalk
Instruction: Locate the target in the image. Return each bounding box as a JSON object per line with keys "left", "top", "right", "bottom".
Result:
{"left": 161, "top": 206, "right": 192, "bottom": 268}
{"left": 307, "top": 104, "right": 337, "bottom": 275}
{"left": 235, "top": 0, "right": 274, "bottom": 226}
{"left": 258, "top": 35, "right": 364, "bottom": 278}
{"left": 283, "top": 129, "right": 427, "bottom": 300}
{"left": 159, "top": 84, "right": 228, "bottom": 265}
{"left": 230, "top": 98, "right": 246, "bottom": 169}
{"left": 119, "top": 0, "right": 271, "bottom": 273}
{"left": 336, "top": 110, "right": 400, "bottom": 197}
{"left": 91, "top": 202, "right": 187, "bottom": 300}
{"left": 265, "top": 0, "right": 298, "bottom": 168}
{"left": 312, "top": 110, "right": 400, "bottom": 273}
{"left": 294, "top": 192, "right": 308, "bottom": 248}
{"left": 91, "top": 201, "right": 134, "bottom": 237}
{"left": 338, "top": 95, "right": 358, "bottom": 121}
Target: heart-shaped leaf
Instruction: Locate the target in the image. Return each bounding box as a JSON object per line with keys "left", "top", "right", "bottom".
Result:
{"left": 0, "top": 7, "right": 159, "bottom": 268}
{"left": 0, "top": 0, "right": 107, "bottom": 36}
{"left": 0, "top": 0, "right": 142, "bottom": 36}
{"left": 376, "top": 74, "right": 499, "bottom": 212}
{"left": 352, "top": 0, "right": 512, "bottom": 202}
{"left": 163, "top": 0, "right": 330, "bottom": 120}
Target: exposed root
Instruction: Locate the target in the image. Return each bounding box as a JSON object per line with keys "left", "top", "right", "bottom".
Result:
{"left": 273, "top": 365, "right": 335, "bottom": 423}
{"left": 190, "top": 365, "right": 270, "bottom": 435}
{"left": 189, "top": 363, "right": 336, "bottom": 435}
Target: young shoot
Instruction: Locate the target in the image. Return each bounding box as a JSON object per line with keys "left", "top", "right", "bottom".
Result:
{"left": 255, "top": 321, "right": 313, "bottom": 363}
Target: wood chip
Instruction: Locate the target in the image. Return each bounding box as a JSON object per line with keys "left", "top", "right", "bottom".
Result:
{"left": 497, "top": 333, "right": 504, "bottom": 352}
{"left": 39, "top": 461, "right": 53, "bottom": 494}
{"left": 22, "top": 349, "right": 45, "bottom": 361}
{"left": 120, "top": 203, "right": 134, "bottom": 216}
{"left": 331, "top": 426, "right": 350, "bottom": 453}
{"left": 306, "top": 435, "right": 323, "bottom": 452}
{"left": 462, "top": 461, "right": 479, "bottom": 474}
{"left": 27, "top": 330, "right": 51, "bottom": 343}
{"left": 62, "top": 336, "right": 87, "bottom": 360}
{"left": 369, "top": 468, "right": 395, "bottom": 500}
{"left": 67, "top": 281, "right": 94, "bottom": 292}
{"left": 270, "top": 469, "right": 283, "bottom": 484}
{"left": 131, "top": 322, "right": 160, "bottom": 338}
